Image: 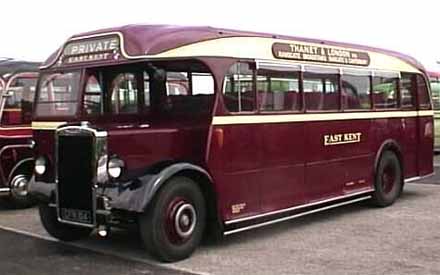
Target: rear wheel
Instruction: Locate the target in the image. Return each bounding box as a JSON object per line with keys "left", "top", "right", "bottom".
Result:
{"left": 39, "top": 204, "right": 92, "bottom": 241}
{"left": 371, "top": 150, "right": 403, "bottom": 207}
{"left": 6, "top": 168, "right": 36, "bottom": 209}
{"left": 138, "top": 176, "right": 206, "bottom": 262}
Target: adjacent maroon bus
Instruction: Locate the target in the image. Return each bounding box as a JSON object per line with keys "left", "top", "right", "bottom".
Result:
{"left": 29, "top": 25, "right": 434, "bottom": 262}
{"left": 0, "top": 60, "right": 39, "bottom": 207}
{"left": 428, "top": 71, "right": 440, "bottom": 150}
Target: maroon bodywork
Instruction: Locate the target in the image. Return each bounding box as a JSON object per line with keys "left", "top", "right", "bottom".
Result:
{"left": 0, "top": 69, "right": 39, "bottom": 205}
{"left": 31, "top": 25, "right": 433, "bottom": 239}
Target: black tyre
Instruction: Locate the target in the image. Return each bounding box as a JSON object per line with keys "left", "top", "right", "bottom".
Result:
{"left": 39, "top": 204, "right": 92, "bottom": 241}
{"left": 138, "top": 176, "right": 206, "bottom": 262}
{"left": 371, "top": 150, "right": 403, "bottom": 207}
{"left": 6, "top": 169, "right": 36, "bottom": 209}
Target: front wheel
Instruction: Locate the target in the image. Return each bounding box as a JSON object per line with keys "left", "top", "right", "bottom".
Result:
{"left": 370, "top": 150, "right": 403, "bottom": 207}
{"left": 39, "top": 204, "right": 93, "bottom": 241}
{"left": 138, "top": 177, "right": 206, "bottom": 262}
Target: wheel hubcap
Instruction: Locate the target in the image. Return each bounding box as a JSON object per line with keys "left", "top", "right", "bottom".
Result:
{"left": 10, "top": 175, "right": 29, "bottom": 197}
{"left": 174, "top": 203, "right": 196, "bottom": 238}
{"left": 165, "top": 198, "right": 197, "bottom": 244}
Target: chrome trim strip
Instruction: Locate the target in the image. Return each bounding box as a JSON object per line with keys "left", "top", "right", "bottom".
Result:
{"left": 225, "top": 189, "right": 374, "bottom": 225}
{"left": 0, "top": 187, "right": 10, "bottom": 193}
{"left": 404, "top": 172, "right": 435, "bottom": 183}
{"left": 224, "top": 196, "right": 371, "bottom": 235}
{"left": 57, "top": 217, "right": 95, "bottom": 228}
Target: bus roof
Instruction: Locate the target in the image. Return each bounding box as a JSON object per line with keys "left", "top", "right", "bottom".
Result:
{"left": 0, "top": 60, "right": 40, "bottom": 78}
{"left": 42, "top": 24, "right": 426, "bottom": 74}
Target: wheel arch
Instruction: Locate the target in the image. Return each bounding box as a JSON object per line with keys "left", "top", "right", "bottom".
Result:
{"left": 374, "top": 139, "right": 404, "bottom": 183}
{"left": 142, "top": 162, "right": 222, "bottom": 235}
{"left": 171, "top": 168, "right": 223, "bottom": 237}
{"left": 8, "top": 157, "right": 34, "bottom": 184}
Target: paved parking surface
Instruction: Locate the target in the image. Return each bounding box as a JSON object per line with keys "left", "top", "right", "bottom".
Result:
{"left": 0, "top": 171, "right": 439, "bottom": 274}
{"left": 0, "top": 228, "right": 192, "bottom": 275}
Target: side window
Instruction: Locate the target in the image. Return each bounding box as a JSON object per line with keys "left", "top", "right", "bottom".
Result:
{"left": 304, "top": 71, "right": 339, "bottom": 111}
{"left": 166, "top": 72, "right": 189, "bottom": 95}
{"left": 162, "top": 72, "right": 214, "bottom": 115}
{"left": 341, "top": 72, "right": 371, "bottom": 110}
{"left": 417, "top": 75, "right": 431, "bottom": 110}
{"left": 430, "top": 78, "right": 440, "bottom": 111}
{"left": 144, "top": 72, "right": 150, "bottom": 108}
{"left": 192, "top": 73, "right": 214, "bottom": 95}
{"left": 257, "top": 69, "right": 300, "bottom": 112}
{"left": 372, "top": 74, "right": 398, "bottom": 109}
{"left": 84, "top": 74, "right": 103, "bottom": 115}
{"left": 400, "top": 73, "right": 415, "bottom": 109}
{"left": 2, "top": 77, "right": 37, "bottom": 125}
{"left": 223, "top": 63, "right": 255, "bottom": 112}
{"left": 110, "top": 73, "right": 139, "bottom": 114}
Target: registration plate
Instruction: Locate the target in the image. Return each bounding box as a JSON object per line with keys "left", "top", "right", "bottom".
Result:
{"left": 60, "top": 208, "right": 93, "bottom": 225}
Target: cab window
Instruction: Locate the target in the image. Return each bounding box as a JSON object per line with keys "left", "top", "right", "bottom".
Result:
{"left": 159, "top": 71, "right": 214, "bottom": 116}
{"left": 83, "top": 74, "right": 103, "bottom": 116}
{"left": 110, "top": 73, "right": 139, "bottom": 114}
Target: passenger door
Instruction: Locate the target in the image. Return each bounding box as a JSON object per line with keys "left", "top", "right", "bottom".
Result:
{"left": 209, "top": 62, "right": 264, "bottom": 221}
{"left": 416, "top": 75, "right": 434, "bottom": 176}
{"left": 256, "top": 66, "right": 306, "bottom": 212}
{"left": 400, "top": 73, "right": 418, "bottom": 178}
{"left": 303, "top": 67, "right": 346, "bottom": 201}
{"left": 303, "top": 67, "right": 373, "bottom": 201}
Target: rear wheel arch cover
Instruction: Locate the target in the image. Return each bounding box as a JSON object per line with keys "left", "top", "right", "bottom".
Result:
{"left": 374, "top": 139, "right": 403, "bottom": 181}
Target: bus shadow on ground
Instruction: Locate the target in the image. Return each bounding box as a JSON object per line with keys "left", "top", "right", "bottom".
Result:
{"left": 0, "top": 187, "right": 430, "bottom": 265}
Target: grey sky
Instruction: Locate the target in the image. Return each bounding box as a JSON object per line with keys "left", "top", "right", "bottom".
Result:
{"left": 1, "top": 0, "right": 439, "bottom": 71}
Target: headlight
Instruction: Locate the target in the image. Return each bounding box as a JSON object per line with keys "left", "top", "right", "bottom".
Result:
{"left": 35, "top": 156, "right": 46, "bottom": 175}
{"left": 108, "top": 157, "right": 124, "bottom": 179}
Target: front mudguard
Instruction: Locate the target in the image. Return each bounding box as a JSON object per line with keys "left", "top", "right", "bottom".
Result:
{"left": 103, "top": 162, "right": 212, "bottom": 212}
{"left": 29, "top": 162, "right": 212, "bottom": 213}
{"left": 28, "top": 180, "right": 55, "bottom": 203}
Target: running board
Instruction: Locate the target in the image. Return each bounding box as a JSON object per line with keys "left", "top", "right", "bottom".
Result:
{"left": 224, "top": 195, "right": 371, "bottom": 236}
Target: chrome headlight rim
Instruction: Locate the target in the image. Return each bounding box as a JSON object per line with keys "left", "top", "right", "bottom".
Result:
{"left": 34, "top": 156, "right": 47, "bottom": 175}
{"left": 107, "top": 157, "right": 124, "bottom": 179}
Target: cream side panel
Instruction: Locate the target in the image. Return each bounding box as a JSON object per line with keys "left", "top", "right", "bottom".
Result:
{"left": 32, "top": 121, "right": 67, "bottom": 130}
{"left": 155, "top": 37, "right": 420, "bottom": 73}
{"left": 212, "top": 111, "right": 434, "bottom": 125}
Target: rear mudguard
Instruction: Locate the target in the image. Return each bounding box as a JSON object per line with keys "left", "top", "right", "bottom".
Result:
{"left": 102, "top": 162, "right": 213, "bottom": 212}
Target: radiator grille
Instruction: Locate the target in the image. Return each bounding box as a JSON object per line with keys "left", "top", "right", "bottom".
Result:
{"left": 57, "top": 134, "right": 95, "bottom": 225}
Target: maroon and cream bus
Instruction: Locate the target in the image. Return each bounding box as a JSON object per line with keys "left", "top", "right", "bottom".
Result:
{"left": 0, "top": 60, "right": 39, "bottom": 208}
{"left": 29, "top": 25, "right": 433, "bottom": 262}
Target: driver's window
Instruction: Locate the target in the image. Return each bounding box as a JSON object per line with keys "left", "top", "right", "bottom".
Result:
{"left": 84, "top": 75, "right": 103, "bottom": 115}
{"left": 110, "top": 73, "right": 139, "bottom": 114}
